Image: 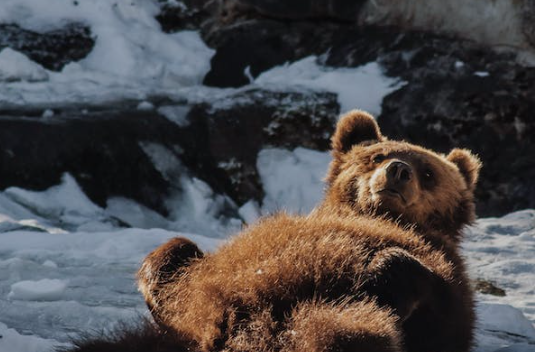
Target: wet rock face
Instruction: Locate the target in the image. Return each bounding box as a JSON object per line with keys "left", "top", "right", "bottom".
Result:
{"left": 0, "top": 23, "right": 94, "bottom": 71}
{"left": 0, "top": 90, "right": 338, "bottom": 216}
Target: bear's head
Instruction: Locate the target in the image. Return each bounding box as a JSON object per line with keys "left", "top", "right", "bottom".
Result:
{"left": 324, "top": 110, "right": 481, "bottom": 240}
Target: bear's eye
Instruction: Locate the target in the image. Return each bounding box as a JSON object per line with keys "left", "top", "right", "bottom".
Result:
{"left": 372, "top": 154, "right": 386, "bottom": 163}
{"left": 423, "top": 168, "right": 434, "bottom": 180}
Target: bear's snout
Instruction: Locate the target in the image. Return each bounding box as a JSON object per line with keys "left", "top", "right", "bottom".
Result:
{"left": 386, "top": 161, "right": 412, "bottom": 185}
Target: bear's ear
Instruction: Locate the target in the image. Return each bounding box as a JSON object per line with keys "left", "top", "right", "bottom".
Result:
{"left": 332, "top": 110, "right": 383, "bottom": 153}
{"left": 447, "top": 148, "right": 482, "bottom": 190}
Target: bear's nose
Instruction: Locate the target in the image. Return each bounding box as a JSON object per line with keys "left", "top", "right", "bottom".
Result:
{"left": 386, "top": 161, "right": 412, "bottom": 184}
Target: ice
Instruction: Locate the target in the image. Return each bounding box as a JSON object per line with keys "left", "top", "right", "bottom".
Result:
{"left": 0, "top": 48, "right": 48, "bottom": 82}
{"left": 9, "top": 279, "right": 68, "bottom": 301}
{"left": 255, "top": 57, "right": 404, "bottom": 116}
{"left": 257, "top": 147, "right": 331, "bottom": 215}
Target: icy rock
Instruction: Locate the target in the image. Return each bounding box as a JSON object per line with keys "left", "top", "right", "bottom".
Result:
{"left": 8, "top": 279, "right": 68, "bottom": 301}
{"left": 0, "top": 48, "right": 48, "bottom": 82}
{"left": 0, "top": 23, "right": 94, "bottom": 71}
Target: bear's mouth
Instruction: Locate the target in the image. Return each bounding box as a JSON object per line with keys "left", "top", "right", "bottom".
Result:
{"left": 377, "top": 188, "right": 407, "bottom": 203}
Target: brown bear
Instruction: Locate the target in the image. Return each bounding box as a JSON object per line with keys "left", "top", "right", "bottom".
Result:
{"left": 133, "top": 110, "right": 481, "bottom": 352}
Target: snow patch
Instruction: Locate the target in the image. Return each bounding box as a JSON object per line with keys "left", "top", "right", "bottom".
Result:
{"left": 255, "top": 57, "right": 403, "bottom": 115}
{"left": 157, "top": 105, "right": 190, "bottom": 127}
{"left": 9, "top": 279, "right": 68, "bottom": 301}
{"left": 0, "top": 48, "right": 49, "bottom": 82}
{"left": 258, "top": 148, "right": 331, "bottom": 215}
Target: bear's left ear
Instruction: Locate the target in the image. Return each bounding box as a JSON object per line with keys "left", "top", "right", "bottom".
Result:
{"left": 447, "top": 148, "right": 482, "bottom": 190}
{"left": 332, "top": 110, "right": 383, "bottom": 153}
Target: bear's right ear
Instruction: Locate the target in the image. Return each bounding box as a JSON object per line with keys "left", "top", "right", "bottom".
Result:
{"left": 331, "top": 110, "right": 383, "bottom": 153}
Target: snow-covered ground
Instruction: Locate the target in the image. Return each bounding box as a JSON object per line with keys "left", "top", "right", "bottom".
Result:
{"left": 0, "top": 148, "right": 533, "bottom": 352}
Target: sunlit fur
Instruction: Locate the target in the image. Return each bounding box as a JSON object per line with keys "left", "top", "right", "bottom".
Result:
{"left": 132, "top": 110, "right": 481, "bottom": 352}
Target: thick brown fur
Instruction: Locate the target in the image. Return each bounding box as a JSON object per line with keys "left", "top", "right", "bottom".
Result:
{"left": 85, "top": 110, "right": 481, "bottom": 352}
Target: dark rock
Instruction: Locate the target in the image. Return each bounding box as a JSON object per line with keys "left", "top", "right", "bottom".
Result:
{"left": 222, "top": 0, "right": 366, "bottom": 21}
{"left": 0, "top": 108, "right": 173, "bottom": 215}
{"left": 473, "top": 279, "right": 506, "bottom": 297}
{"left": 0, "top": 23, "right": 94, "bottom": 71}
{"left": 156, "top": 0, "right": 212, "bottom": 33}
{"left": 203, "top": 19, "right": 338, "bottom": 87}
{"left": 0, "top": 90, "right": 338, "bottom": 216}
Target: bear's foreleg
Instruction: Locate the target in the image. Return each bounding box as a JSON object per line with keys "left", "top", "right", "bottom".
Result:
{"left": 138, "top": 237, "right": 204, "bottom": 324}
{"left": 362, "top": 248, "right": 440, "bottom": 322}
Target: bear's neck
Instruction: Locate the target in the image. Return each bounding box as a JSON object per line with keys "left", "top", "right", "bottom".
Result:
{"left": 316, "top": 200, "right": 466, "bottom": 253}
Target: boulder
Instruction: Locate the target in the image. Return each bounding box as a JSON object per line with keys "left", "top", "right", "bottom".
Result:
{"left": 0, "top": 23, "right": 94, "bottom": 71}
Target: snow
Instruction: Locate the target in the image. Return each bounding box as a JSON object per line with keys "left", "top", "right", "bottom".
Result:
{"left": 0, "top": 0, "right": 215, "bottom": 106}
{"left": 9, "top": 279, "right": 68, "bottom": 301}
{"left": 0, "top": 48, "right": 49, "bottom": 82}
{"left": 0, "top": 0, "right": 401, "bottom": 115}
{"left": 257, "top": 147, "right": 331, "bottom": 215}
{"left": 0, "top": 322, "right": 63, "bottom": 352}
{"left": 255, "top": 57, "right": 403, "bottom": 116}
{"left": 157, "top": 105, "right": 191, "bottom": 127}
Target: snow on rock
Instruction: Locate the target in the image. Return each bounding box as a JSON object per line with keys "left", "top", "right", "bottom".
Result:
{"left": 255, "top": 57, "right": 403, "bottom": 116}
{"left": 0, "top": 0, "right": 215, "bottom": 106}
{"left": 8, "top": 279, "right": 68, "bottom": 301}
{"left": 2, "top": 173, "right": 113, "bottom": 232}
{"left": 157, "top": 105, "right": 191, "bottom": 127}
{"left": 0, "top": 48, "right": 48, "bottom": 82}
